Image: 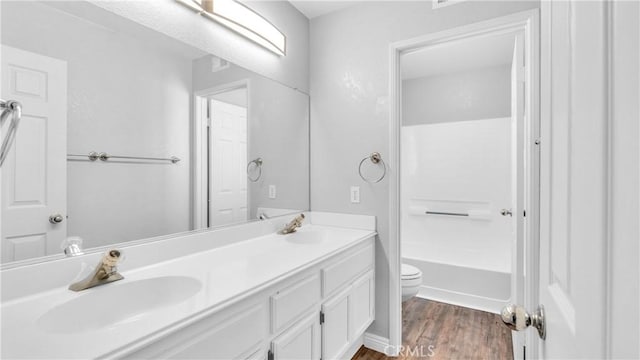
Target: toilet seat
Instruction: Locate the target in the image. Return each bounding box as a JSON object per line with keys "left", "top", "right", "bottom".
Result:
{"left": 401, "top": 263, "right": 422, "bottom": 302}
{"left": 402, "top": 264, "right": 421, "bottom": 280}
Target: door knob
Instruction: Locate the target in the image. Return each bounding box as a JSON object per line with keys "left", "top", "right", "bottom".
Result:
{"left": 501, "top": 304, "right": 546, "bottom": 340}
{"left": 501, "top": 208, "right": 513, "bottom": 217}
{"left": 49, "top": 214, "right": 64, "bottom": 224}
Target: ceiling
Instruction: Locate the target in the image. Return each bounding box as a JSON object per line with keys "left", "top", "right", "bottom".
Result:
{"left": 288, "top": 1, "right": 357, "bottom": 19}
{"left": 402, "top": 33, "right": 516, "bottom": 80}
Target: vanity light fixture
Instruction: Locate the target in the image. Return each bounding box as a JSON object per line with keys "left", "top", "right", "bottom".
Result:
{"left": 177, "top": 0, "right": 286, "bottom": 56}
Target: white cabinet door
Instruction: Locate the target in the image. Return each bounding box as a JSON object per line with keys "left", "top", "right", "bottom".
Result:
{"left": 272, "top": 313, "right": 320, "bottom": 360}
{"left": 1, "top": 45, "right": 67, "bottom": 263}
{"left": 321, "top": 287, "right": 350, "bottom": 360}
{"left": 349, "top": 270, "right": 375, "bottom": 340}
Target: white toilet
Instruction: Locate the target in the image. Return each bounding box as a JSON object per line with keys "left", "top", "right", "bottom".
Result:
{"left": 401, "top": 263, "right": 423, "bottom": 302}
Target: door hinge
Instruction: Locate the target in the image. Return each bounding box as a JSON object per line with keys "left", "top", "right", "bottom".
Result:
{"left": 523, "top": 345, "right": 526, "bottom": 360}
{"left": 267, "top": 349, "right": 274, "bottom": 360}
{"left": 319, "top": 311, "right": 325, "bottom": 325}
{"left": 523, "top": 210, "right": 526, "bottom": 217}
{"left": 521, "top": 80, "right": 526, "bottom": 116}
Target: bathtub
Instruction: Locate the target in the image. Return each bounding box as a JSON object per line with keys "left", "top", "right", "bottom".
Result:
{"left": 402, "top": 241, "right": 511, "bottom": 314}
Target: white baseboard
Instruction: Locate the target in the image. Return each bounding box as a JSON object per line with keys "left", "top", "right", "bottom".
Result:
{"left": 342, "top": 334, "right": 364, "bottom": 360}
{"left": 416, "top": 285, "right": 507, "bottom": 314}
{"left": 363, "top": 332, "right": 392, "bottom": 356}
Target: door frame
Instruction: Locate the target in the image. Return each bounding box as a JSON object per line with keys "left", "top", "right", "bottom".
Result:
{"left": 193, "top": 80, "right": 250, "bottom": 230}
{"left": 387, "top": 9, "right": 540, "bottom": 358}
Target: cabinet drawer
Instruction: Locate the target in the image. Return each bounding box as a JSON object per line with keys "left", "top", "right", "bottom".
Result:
{"left": 271, "top": 274, "right": 321, "bottom": 333}
{"left": 322, "top": 242, "right": 374, "bottom": 297}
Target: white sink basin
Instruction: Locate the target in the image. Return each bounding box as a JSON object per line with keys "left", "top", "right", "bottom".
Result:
{"left": 37, "top": 276, "right": 201, "bottom": 334}
{"left": 284, "top": 228, "right": 327, "bottom": 244}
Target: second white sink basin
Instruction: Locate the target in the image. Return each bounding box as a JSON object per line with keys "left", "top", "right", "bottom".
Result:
{"left": 37, "top": 276, "right": 202, "bottom": 334}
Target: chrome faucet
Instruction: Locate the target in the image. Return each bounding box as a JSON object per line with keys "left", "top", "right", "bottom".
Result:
{"left": 279, "top": 214, "right": 305, "bottom": 234}
{"left": 69, "top": 249, "right": 124, "bottom": 291}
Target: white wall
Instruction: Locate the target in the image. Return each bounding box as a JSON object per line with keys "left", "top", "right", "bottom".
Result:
{"left": 402, "top": 65, "right": 511, "bottom": 125}
{"left": 401, "top": 118, "right": 512, "bottom": 273}
{"left": 89, "top": 0, "right": 310, "bottom": 93}
{"left": 309, "top": 0, "right": 539, "bottom": 339}
{"left": 609, "top": 0, "right": 640, "bottom": 357}
{"left": 1, "top": 1, "right": 193, "bottom": 248}
{"left": 193, "top": 58, "right": 310, "bottom": 220}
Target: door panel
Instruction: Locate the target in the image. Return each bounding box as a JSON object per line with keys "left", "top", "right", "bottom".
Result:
{"left": 321, "top": 288, "right": 350, "bottom": 360}
{"left": 1, "top": 45, "right": 67, "bottom": 262}
{"left": 349, "top": 270, "right": 375, "bottom": 340}
{"left": 509, "top": 33, "right": 527, "bottom": 358}
{"left": 272, "top": 314, "right": 320, "bottom": 360}
{"left": 539, "top": 1, "right": 608, "bottom": 357}
{"left": 209, "top": 99, "right": 247, "bottom": 226}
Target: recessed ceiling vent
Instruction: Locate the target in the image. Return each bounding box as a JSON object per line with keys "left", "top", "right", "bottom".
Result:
{"left": 210, "top": 55, "right": 230, "bottom": 73}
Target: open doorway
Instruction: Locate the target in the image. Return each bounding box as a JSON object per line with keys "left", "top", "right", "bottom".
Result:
{"left": 400, "top": 32, "right": 522, "bottom": 313}
{"left": 387, "top": 10, "right": 539, "bottom": 359}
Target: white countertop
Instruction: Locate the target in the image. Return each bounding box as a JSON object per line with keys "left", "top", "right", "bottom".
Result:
{"left": 1, "top": 224, "right": 375, "bottom": 359}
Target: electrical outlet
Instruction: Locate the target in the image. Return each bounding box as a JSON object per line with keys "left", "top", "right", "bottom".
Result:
{"left": 350, "top": 186, "right": 360, "bottom": 203}
{"left": 269, "top": 185, "right": 277, "bottom": 199}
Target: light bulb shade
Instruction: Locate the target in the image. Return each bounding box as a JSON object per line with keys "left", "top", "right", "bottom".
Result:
{"left": 177, "top": 0, "right": 286, "bottom": 56}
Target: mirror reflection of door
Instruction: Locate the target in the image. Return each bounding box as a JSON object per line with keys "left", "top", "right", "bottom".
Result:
{"left": 1, "top": 45, "right": 67, "bottom": 262}
{"left": 208, "top": 88, "right": 248, "bottom": 227}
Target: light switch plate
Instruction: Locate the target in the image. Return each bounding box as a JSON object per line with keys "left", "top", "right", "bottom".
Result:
{"left": 350, "top": 186, "right": 360, "bottom": 203}
{"left": 269, "top": 185, "right": 277, "bottom": 199}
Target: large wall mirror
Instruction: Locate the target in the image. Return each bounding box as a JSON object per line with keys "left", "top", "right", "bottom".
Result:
{"left": 0, "top": 1, "right": 309, "bottom": 265}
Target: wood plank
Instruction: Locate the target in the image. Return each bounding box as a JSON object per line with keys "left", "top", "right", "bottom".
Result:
{"left": 352, "top": 298, "right": 512, "bottom": 360}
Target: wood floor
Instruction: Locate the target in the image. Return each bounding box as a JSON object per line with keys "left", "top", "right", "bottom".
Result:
{"left": 352, "top": 298, "right": 513, "bottom": 360}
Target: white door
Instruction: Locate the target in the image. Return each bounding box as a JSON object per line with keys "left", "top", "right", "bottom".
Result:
{"left": 1, "top": 45, "right": 67, "bottom": 263}
{"left": 209, "top": 99, "right": 247, "bottom": 226}
{"left": 538, "top": 1, "right": 608, "bottom": 357}
{"left": 509, "top": 33, "right": 527, "bottom": 356}
{"left": 272, "top": 314, "right": 320, "bottom": 360}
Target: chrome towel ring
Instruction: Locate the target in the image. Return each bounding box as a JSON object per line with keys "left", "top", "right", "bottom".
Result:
{"left": 358, "top": 152, "right": 386, "bottom": 183}
{"left": 247, "top": 157, "right": 263, "bottom": 182}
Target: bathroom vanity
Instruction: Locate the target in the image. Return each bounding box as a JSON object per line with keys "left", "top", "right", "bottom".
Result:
{"left": 0, "top": 213, "right": 376, "bottom": 359}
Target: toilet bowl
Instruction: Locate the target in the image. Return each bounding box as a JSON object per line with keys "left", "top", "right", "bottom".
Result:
{"left": 402, "top": 263, "right": 422, "bottom": 302}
